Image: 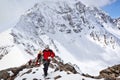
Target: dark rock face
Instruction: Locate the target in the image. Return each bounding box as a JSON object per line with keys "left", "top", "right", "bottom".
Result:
{"left": 0, "top": 71, "right": 9, "bottom": 80}
{"left": 81, "top": 73, "right": 101, "bottom": 79}
{"left": 0, "top": 45, "right": 14, "bottom": 60}
{"left": 50, "top": 56, "right": 78, "bottom": 74}
{"left": 64, "top": 63, "right": 78, "bottom": 74}
{"left": 54, "top": 75, "right": 61, "bottom": 80}
{"left": 99, "top": 64, "right": 120, "bottom": 79}
{"left": 81, "top": 64, "right": 120, "bottom": 80}
{"left": 0, "top": 65, "right": 28, "bottom": 80}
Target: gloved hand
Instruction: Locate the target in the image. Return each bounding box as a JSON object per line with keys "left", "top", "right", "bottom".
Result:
{"left": 48, "top": 57, "right": 52, "bottom": 60}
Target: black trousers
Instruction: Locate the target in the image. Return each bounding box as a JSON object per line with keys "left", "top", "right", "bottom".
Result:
{"left": 43, "top": 60, "right": 50, "bottom": 76}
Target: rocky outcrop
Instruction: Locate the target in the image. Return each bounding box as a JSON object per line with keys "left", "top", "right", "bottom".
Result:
{"left": 50, "top": 56, "right": 78, "bottom": 74}
{"left": 0, "top": 65, "right": 30, "bottom": 80}
{"left": 82, "top": 73, "right": 101, "bottom": 79}
{"left": 0, "top": 56, "right": 79, "bottom": 80}
{"left": 99, "top": 64, "right": 120, "bottom": 80}
{"left": 114, "top": 17, "right": 120, "bottom": 30}
{"left": 82, "top": 64, "right": 120, "bottom": 80}
{"left": 0, "top": 45, "right": 14, "bottom": 60}
{"left": 54, "top": 75, "right": 61, "bottom": 80}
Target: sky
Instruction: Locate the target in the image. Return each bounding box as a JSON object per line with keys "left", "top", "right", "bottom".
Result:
{"left": 102, "top": 0, "right": 120, "bottom": 18}
{"left": 0, "top": 0, "right": 120, "bottom": 33}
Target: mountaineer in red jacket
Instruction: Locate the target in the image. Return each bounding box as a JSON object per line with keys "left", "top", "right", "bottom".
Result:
{"left": 43, "top": 45, "right": 55, "bottom": 77}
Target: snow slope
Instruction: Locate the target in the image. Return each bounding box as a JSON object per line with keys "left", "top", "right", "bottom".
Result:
{"left": 15, "top": 66, "right": 103, "bottom": 80}
{"left": 0, "top": 30, "right": 33, "bottom": 70}
{"left": 0, "top": 46, "right": 31, "bottom": 70}
{"left": 0, "top": 0, "right": 120, "bottom": 78}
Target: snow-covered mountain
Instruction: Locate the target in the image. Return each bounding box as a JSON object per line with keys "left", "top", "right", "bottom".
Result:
{"left": 0, "top": 29, "right": 34, "bottom": 70}
{"left": 114, "top": 17, "right": 120, "bottom": 29}
{"left": 0, "top": 0, "right": 120, "bottom": 79}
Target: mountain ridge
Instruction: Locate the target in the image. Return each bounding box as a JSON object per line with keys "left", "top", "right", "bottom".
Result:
{"left": 0, "top": 0, "right": 120, "bottom": 78}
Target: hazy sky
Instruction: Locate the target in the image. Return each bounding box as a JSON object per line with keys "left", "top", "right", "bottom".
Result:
{"left": 0, "top": 0, "right": 39, "bottom": 33}
{"left": 0, "top": 0, "right": 119, "bottom": 33}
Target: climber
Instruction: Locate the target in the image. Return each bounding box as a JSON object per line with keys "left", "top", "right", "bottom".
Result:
{"left": 36, "top": 50, "right": 43, "bottom": 66}
{"left": 42, "top": 45, "right": 55, "bottom": 77}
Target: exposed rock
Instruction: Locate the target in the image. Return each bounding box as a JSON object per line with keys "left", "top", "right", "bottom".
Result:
{"left": 116, "top": 78, "right": 120, "bottom": 80}
{"left": 33, "top": 78, "right": 38, "bottom": 80}
{"left": 0, "top": 71, "right": 9, "bottom": 80}
{"left": 22, "top": 78, "right": 27, "bottom": 80}
{"left": 0, "top": 65, "right": 29, "bottom": 80}
{"left": 82, "top": 73, "right": 101, "bottom": 79}
{"left": 50, "top": 56, "right": 78, "bottom": 74}
{"left": 64, "top": 63, "right": 77, "bottom": 74}
{"left": 77, "top": 64, "right": 120, "bottom": 80}
{"left": 104, "top": 78, "right": 116, "bottom": 80}
{"left": 99, "top": 64, "right": 120, "bottom": 79}
{"left": 21, "top": 69, "right": 32, "bottom": 76}
{"left": 54, "top": 75, "right": 61, "bottom": 80}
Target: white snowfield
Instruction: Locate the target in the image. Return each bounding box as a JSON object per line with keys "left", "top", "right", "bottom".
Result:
{"left": 15, "top": 67, "right": 103, "bottom": 80}
{"left": 0, "top": 0, "right": 120, "bottom": 80}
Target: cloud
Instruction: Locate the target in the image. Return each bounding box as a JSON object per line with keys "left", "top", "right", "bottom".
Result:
{"left": 0, "top": 0, "right": 39, "bottom": 32}
{"left": 80, "top": 0, "right": 117, "bottom": 7}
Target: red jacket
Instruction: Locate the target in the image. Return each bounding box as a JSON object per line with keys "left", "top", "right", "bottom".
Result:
{"left": 43, "top": 49, "right": 55, "bottom": 61}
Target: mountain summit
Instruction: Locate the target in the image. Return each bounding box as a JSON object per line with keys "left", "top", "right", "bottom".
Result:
{"left": 0, "top": 0, "right": 120, "bottom": 78}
